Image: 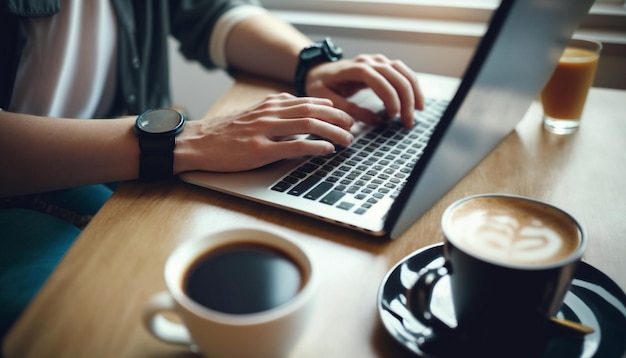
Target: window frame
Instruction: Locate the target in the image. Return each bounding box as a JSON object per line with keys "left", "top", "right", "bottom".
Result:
{"left": 260, "top": 0, "right": 626, "bottom": 47}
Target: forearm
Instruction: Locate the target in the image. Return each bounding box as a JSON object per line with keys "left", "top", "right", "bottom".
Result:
{"left": 0, "top": 112, "right": 139, "bottom": 197}
{"left": 224, "top": 12, "right": 312, "bottom": 84}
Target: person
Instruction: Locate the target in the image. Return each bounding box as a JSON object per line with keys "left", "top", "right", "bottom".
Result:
{"left": 0, "top": 0, "right": 424, "bottom": 338}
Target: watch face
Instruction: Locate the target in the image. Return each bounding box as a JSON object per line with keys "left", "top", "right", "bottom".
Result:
{"left": 137, "top": 109, "right": 184, "bottom": 134}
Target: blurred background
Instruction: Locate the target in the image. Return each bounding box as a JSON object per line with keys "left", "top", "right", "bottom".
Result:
{"left": 169, "top": 0, "right": 626, "bottom": 120}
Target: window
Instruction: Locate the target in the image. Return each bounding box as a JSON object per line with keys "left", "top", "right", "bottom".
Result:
{"left": 260, "top": 0, "right": 626, "bottom": 47}
{"left": 260, "top": 0, "right": 626, "bottom": 89}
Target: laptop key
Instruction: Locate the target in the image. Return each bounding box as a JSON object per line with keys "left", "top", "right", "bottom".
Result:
{"left": 321, "top": 190, "right": 345, "bottom": 205}
{"left": 310, "top": 157, "right": 327, "bottom": 165}
{"left": 337, "top": 202, "right": 355, "bottom": 210}
{"left": 300, "top": 163, "right": 319, "bottom": 173}
{"left": 271, "top": 181, "right": 292, "bottom": 192}
{"left": 291, "top": 170, "right": 307, "bottom": 179}
{"left": 288, "top": 176, "right": 321, "bottom": 196}
{"left": 304, "top": 182, "right": 333, "bottom": 200}
{"left": 272, "top": 97, "right": 447, "bottom": 214}
{"left": 283, "top": 176, "right": 299, "bottom": 184}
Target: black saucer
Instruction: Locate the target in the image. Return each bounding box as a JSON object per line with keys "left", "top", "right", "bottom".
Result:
{"left": 378, "top": 244, "right": 626, "bottom": 357}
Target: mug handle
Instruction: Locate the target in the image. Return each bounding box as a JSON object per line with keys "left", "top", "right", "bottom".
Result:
{"left": 406, "top": 266, "right": 454, "bottom": 335}
{"left": 142, "top": 291, "right": 194, "bottom": 347}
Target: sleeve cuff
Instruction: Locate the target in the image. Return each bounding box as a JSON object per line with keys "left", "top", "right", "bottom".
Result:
{"left": 209, "top": 5, "right": 269, "bottom": 69}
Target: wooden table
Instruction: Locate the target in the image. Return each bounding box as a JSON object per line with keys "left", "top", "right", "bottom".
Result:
{"left": 4, "top": 74, "right": 626, "bottom": 357}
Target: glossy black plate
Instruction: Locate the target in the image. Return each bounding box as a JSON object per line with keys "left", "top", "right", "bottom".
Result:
{"left": 378, "top": 244, "right": 626, "bottom": 357}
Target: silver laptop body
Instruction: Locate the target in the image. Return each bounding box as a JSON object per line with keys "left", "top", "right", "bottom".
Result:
{"left": 181, "top": 0, "right": 594, "bottom": 239}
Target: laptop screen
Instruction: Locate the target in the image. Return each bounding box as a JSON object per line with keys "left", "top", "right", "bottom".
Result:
{"left": 387, "top": 0, "right": 594, "bottom": 238}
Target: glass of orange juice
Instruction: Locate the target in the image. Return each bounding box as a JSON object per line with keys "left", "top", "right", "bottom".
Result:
{"left": 541, "top": 38, "right": 602, "bottom": 135}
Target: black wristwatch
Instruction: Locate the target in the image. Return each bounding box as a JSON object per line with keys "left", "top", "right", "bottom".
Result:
{"left": 134, "top": 108, "right": 186, "bottom": 181}
{"left": 294, "top": 38, "right": 343, "bottom": 97}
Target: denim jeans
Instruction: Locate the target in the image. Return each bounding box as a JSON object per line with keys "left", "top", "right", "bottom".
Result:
{"left": 0, "top": 184, "right": 115, "bottom": 339}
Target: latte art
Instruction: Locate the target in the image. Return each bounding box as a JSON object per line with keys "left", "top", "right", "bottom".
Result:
{"left": 446, "top": 196, "right": 581, "bottom": 266}
{"left": 452, "top": 210, "right": 563, "bottom": 264}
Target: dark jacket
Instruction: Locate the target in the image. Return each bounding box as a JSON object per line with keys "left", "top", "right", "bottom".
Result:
{"left": 0, "top": 0, "right": 257, "bottom": 115}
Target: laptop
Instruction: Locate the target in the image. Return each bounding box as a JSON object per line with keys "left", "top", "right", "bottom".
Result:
{"left": 181, "top": 0, "right": 594, "bottom": 239}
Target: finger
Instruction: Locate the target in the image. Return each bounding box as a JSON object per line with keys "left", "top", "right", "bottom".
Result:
{"left": 263, "top": 117, "right": 354, "bottom": 147}
{"left": 222, "top": 136, "right": 336, "bottom": 171}
{"left": 237, "top": 138, "right": 334, "bottom": 169}
{"left": 316, "top": 87, "right": 383, "bottom": 125}
{"left": 356, "top": 56, "right": 419, "bottom": 128}
{"left": 258, "top": 93, "right": 334, "bottom": 110}
{"left": 346, "top": 63, "right": 400, "bottom": 114}
{"left": 389, "top": 61, "right": 426, "bottom": 128}
{"left": 333, "top": 61, "right": 412, "bottom": 126}
{"left": 392, "top": 60, "right": 425, "bottom": 111}
{"left": 270, "top": 139, "right": 336, "bottom": 160}
{"left": 267, "top": 102, "right": 355, "bottom": 131}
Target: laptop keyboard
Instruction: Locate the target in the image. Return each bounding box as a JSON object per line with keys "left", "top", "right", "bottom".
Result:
{"left": 270, "top": 98, "right": 449, "bottom": 215}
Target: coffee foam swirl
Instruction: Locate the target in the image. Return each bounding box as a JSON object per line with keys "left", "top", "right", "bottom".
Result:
{"left": 446, "top": 197, "right": 580, "bottom": 266}
{"left": 451, "top": 210, "right": 563, "bottom": 264}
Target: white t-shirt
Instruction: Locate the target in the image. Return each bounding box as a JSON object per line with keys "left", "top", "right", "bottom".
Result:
{"left": 8, "top": 1, "right": 267, "bottom": 119}
{"left": 9, "top": 0, "right": 117, "bottom": 119}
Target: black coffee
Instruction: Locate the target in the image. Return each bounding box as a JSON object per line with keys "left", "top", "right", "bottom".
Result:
{"left": 184, "top": 242, "right": 304, "bottom": 314}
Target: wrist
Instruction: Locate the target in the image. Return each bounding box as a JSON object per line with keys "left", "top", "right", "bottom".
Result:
{"left": 134, "top": 108, "right": 186, "bottom": 181}
{"left": 172, "top": 121, "right": 202, "bottom": 175}
{"left": 294, "top": 38, "right": 343, "bottom": 97}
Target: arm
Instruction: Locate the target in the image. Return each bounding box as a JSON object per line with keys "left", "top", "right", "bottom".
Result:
{"left": 0, "top": 95, "right": 354, "bottom": 197}
{"left": 224, "top": 11, "right": 310, "bottom": 84}
{"left": 223, "top": 12, "right": 425, "bottom": 127}
{"left": 0, "top": 112, "right": 138, "bottom": 197}
{"left": 1, "top": 4, "right": 421, "bottom": 197}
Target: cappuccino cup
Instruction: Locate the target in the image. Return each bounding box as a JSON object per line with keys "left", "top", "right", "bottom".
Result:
{"left": 142, "top": 227, "right": 316, "bottom": 358}
{"left": 406, "top": 194, "right": 586, "bottom": 357}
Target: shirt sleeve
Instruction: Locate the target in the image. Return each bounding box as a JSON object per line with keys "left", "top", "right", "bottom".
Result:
{"left": 168, "top": 0, "right": 263, "bottom": 70}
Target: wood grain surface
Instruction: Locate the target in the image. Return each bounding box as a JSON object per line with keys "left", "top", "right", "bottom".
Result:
{"left": 4, "top": 74, "right": 625, "bottom": 358}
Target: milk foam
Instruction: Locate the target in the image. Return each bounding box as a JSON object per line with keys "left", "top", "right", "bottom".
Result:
{"left": 447, "top": 197, "right": 580, "bottom": 266}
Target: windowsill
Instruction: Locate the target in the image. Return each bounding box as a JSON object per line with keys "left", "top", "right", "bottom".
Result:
{"left": 271, "top": 10, "right": 485, "bottom": 43}
{"left": 262, "top": 1, "right": 626, "bottom": 46}
{"left": 261, "top": 0, "right": 626, "bottom": 88}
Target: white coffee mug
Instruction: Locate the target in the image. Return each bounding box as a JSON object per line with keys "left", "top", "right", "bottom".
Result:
{"left": 142, "top": 227, "right": 316, "bottom": 358}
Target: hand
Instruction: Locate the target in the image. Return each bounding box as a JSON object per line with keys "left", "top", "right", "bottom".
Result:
{"left": 304, "top": 54, "right": 425, "bottom": 128}
{"left": 175, "top": 93, "right": 354, "bottom": 173}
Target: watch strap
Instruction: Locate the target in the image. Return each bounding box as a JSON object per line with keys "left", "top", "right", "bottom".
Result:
{"left": 294, "top": 38, "right": 343, "bottom": 97}
{"left": 137, "top": 137, "right": 177, "bottom": 182}
{"left": 134, "top": 109, "right": 185, "bottom": 182}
